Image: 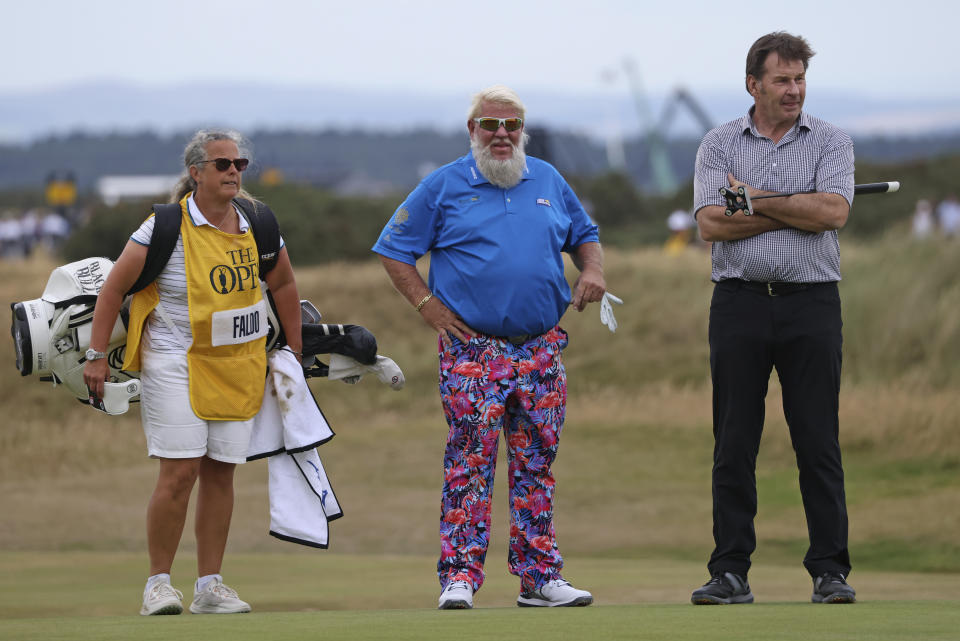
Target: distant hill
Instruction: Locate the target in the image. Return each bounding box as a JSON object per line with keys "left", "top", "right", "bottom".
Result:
{"left": 2, "top": 82, "right": 958, "bottom": 194}
{"left": 3, "top": 82, "right": 959, "bottom": 144}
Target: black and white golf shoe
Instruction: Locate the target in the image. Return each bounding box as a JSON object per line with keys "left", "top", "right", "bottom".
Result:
{"left": 691, "top": 572, "right": 754, "bottom": 605}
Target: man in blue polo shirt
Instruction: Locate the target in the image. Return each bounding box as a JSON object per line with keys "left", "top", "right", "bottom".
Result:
{"left": 373, "top": 85, "right": 605, "bottom": 610}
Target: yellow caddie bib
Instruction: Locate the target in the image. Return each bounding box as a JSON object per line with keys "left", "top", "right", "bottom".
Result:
{"left": 123, "top": 194, "right": 267, "bottom": 420}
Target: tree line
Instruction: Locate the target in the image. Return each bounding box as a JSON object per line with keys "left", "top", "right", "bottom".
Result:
{"left": 54, "top": 152, "right": 959, "bottom": 265}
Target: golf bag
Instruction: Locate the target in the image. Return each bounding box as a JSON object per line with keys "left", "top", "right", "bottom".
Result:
{"left": 10, "top": 257, "right": 140, "bottom": 413}
{"left": 11, "top": 257, "right": 381, "bottom": 415}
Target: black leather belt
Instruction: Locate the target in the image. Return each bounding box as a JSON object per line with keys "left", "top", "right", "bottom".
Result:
{"left": 501, "top": 334, "right": 535, "bottom": 345}
{"left": 725, "top": 280, "right": 830, "bottom": 297}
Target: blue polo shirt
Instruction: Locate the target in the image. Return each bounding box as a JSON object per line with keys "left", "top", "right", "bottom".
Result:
{"left": 372, "top": 152, "right": 599, "bottom": 336}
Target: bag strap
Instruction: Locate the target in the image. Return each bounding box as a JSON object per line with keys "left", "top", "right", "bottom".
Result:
{"left": 234, "top": 198, "right": 281, "bottom": 276}
{"left": 52, "top": 294, "right": 100, "bottom": 309}
{"left": 125, "top": 203, "right": 181, "bottom": 296}
{"left": 124, "top": 199, "right": 281, "bottom": 297}
{"left": 152, "top": 301, "right": 189, "bottom": 349}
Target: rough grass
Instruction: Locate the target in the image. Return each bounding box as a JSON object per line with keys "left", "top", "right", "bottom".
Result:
{"left": 1, "top": 239, "right": 958, "bottom": 581}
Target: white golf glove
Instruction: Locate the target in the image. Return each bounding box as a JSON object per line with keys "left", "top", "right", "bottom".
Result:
{"left": 600, "top": 292, "right": 623, "bottom": 333}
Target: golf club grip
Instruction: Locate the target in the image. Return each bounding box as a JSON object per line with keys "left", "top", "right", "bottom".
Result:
{"left": 854, "top": 181, "right": 900, "bottom": 195}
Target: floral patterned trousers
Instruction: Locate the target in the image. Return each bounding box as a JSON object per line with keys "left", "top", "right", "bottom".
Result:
{"left": 437, "top": 327, "right": 569, "bottom": 593}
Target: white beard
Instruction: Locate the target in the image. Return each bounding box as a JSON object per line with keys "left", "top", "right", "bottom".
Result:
{"left": 470, "top": 133, "right": 528, "bottom": 189}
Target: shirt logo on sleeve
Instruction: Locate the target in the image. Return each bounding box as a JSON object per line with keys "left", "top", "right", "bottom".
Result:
{"left": 385, "top": 207, "right": 410, "bottom": 242}
{"left": 537, "top": 198, "right": 552, "bottom": 207}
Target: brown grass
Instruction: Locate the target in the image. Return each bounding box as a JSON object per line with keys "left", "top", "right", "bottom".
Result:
{"left": 1, "top": 242, "right": 958, "bottom": 573}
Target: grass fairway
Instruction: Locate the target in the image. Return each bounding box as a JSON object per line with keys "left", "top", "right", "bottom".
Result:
{"left": 3, "top": 602, "right": 959, "bottom": 641}
{"left": 2, "top": 552, "right": 959, "bottom": 640}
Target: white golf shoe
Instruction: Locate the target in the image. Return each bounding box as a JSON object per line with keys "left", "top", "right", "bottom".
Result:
{"left": 517, "top": 579, "right": 593, "bottom": 607}
{"left": 140, "top": 581, "right": 183, "bottom": 616}
{"left": 438, "top": 580, "right": 474, "bottom": 610}
{"left": 189, "top": 578, "right": 251, "bottom": 614}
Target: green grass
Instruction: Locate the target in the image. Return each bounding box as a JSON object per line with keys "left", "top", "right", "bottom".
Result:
{"left": 1, "top": 553, "right": 959, "bottom": 641}
{"left": 4, "top": 603, "right": 960, "bottom": 641}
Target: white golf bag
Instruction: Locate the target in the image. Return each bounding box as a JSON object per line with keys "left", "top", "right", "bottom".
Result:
{"left": 11, "top": 258, "right": 388, "bottom": 416}
{"left": 11, "top": 257, "right": 140, "bottom": 414}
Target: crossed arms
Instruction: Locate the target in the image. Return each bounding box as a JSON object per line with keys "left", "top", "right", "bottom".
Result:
{"left": 696, "top": 172, "right": 850, "bottom": 242}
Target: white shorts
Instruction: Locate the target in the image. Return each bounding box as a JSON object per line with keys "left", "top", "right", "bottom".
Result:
{"left": 139, "top": 349, "right": 253, "bottom": 464}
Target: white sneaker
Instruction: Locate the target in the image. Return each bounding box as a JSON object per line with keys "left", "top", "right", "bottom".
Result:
{"left": 189, "top": 578, "right": 251, "bottom": 614}
{"left": 517, "top": 579, "right": 593, "bottom": 607}
{"left": 140, "top": 582, "right": 183, "bottom": 616}
{"left": 438, "top": 580, "right": 473, "bottom": 610}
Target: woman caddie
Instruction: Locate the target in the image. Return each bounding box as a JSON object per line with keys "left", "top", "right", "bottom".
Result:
{"left": 83, "top": 130, "right": 303, "bottom": 616}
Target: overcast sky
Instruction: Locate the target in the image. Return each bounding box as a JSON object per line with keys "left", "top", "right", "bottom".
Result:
{"left": 2, "top": 0, "right": 958, "bottom": 142}
{"left": 6, "top": 0, "right": 957, "bottom": 97}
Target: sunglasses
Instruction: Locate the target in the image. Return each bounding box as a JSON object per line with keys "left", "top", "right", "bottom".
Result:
{"left": 197, "top": 157, "right": 250, "bottom": 172}
{"left": 473, "top": 117, "right": 523, "bottom": 132}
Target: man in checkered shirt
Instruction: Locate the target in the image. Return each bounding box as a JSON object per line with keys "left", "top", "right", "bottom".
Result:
{"left": 690, "top": 32, "right": 857, "bottom": 606}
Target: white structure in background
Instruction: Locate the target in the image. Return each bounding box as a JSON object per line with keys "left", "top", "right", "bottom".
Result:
{"left": 936, "top": 195, "right": 960, "bottom": 237}
{"left": 96, "top": 175, "right": 180, "bottom": 206}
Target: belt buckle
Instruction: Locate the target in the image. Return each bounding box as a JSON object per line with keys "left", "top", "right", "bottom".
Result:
{"left": 767, "top": 283, "right": 778, "bottom": 297}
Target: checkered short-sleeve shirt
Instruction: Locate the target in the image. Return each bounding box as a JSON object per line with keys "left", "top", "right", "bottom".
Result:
{"left": 693, "top": 110, "right": 855, "bottom": 283}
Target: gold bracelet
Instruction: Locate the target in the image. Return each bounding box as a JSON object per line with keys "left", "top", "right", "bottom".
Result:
{"left": 415, "top": 293, "right": 433, "bottom": 312}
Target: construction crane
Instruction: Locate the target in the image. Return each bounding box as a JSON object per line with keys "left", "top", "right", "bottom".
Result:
{"left": 620, "top": 58, "right": 677, "bottom": 195}
{"left": 657, "top": 87, "right": 714, "bottom": 135}
{"left": 614, "top": 59, "right": 715, "bottom": 195}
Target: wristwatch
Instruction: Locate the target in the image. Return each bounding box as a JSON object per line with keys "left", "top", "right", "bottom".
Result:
{"left": 85, "top": 348, "right": 107, "bottom": 361}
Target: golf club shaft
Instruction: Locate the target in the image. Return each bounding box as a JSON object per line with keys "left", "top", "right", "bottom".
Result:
{"left": 752, "top": 181, "right": 901, "bottom": 200}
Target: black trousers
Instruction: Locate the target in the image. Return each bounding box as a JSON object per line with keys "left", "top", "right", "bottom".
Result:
{"left": 707, "top": 280, "right": 851, "bottom": 579}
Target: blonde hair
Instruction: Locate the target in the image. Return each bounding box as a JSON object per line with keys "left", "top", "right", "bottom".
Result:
{"left": 467, "top": 85, "right": 526, "bottom": 121}
{"left": 170, "top": 129, "right": 258, "bottom": 204}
